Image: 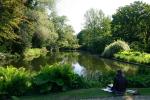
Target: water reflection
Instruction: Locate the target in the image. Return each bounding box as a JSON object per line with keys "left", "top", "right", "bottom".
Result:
{"left": 1, "top": 51, "right": 150, "bottom": 77}
{"left": 72, "top": 63, "right": 86, "bottom": 76}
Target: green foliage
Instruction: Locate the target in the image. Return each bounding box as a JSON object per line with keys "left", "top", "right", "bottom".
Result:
{"left": 127, "top": 66, "right": 150, "bottom": 88}
{"left": 0, "top": 64, "right": 150, "bottom": 97}
{"left": 32, "top": 64, "right": 87, "bottom": 93}
{"left": 80, "top": 36, "right": 113, "bottom": 54}
{"left": 23, "top": 48, "right": 48, "bottom": 61}
{"left": 127, "top": 75, "right": 150, "bottom": 88}
{"left": 114, "top": 50, "right": 150, "bottom": 65}
{"left": 84, "top": 8, "right": 111, "bottom": 36}
{"left": 77, "top": 9, "right": 112, "bottom": 53}
{"left": 0, "top": 64, "right": 87, "bottom": 96}
{"left": 0, "top": 45, "right": 7, "bottom": 53}
{"left": 50, "top": 14, "right": 78, "bottom": 50}
{"left": 112, "top": 1, "right": 150, "bottom": 52}
{"left": 0, "top": 66, "right": 31, "bottom": 96}
{"left": 0, "top": 0, "right": 25, "bottom": 41}
{"left": 102, "top": 40, "right": 130, "bottom": 58}
{"left": 31, "top": 10, "right": 59, "bottom": 48}
{"left": 0, "top": 52, "right": 19, "bottom": 61}
{"left": 0, "top": 0, "right": 78, "bottom": 54}
{"left": 0, "top": 0, "right": 35, "bottom": 53}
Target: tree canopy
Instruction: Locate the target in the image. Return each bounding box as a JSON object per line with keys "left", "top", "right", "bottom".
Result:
{"left": 0, "top": 0, "right": 78, "bottom": 53}
{"left": 112, "top": 1, "right": 150, "bottom": 52}
{"left": 77, "top": 8, "right": 112, "bottom": 53}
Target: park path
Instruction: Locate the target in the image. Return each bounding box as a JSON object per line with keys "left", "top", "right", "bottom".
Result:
{"left": 80, "top": 96, "right": 150, "bottom": 100}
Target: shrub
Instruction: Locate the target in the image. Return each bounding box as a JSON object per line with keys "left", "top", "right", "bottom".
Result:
{"left": 114, "top": 50, "right": 150, "bottom": 65}
{"left": 0, "top": 64, "right": 150, "bottom": 97}
{"left": 101, "top": 40, "right": 130, "bottom": 58}
{"left": 23, "top": 48, "right": 47, "bottom": 61}
{"left": 32, "top": 64, "right": 87, "bottom": 93}
{"left": 0, "top": 45, "right": 7, "bottom": 53}
{"left": 0, "top": 66, "right": 31, "bottom": 96}
{"left": 127, "top": 74, "right": 150, "bottom": 88}
{"left": 90, "top": 36, "right": 113, "bottom": 54}
{"left": 80, "top": 35, "right": 113, "bottom": 54}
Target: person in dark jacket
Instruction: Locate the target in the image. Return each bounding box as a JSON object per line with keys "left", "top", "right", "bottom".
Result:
{"left": 111, "top": 70, "right": 127, "bottom": 95}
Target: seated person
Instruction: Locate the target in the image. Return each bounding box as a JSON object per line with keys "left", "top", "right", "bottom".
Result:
{"left": 111, "top": 70, "right": 127, "bottom": 95}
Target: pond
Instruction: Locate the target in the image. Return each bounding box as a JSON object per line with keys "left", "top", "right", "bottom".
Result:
{"left": 1, "top": 51, "right": 150, "bottom": 77}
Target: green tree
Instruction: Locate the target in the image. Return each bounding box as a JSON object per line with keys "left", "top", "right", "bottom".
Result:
{"left": 0, "top": 0, "right": 77, "bottom": 53}
{"left": 84, "top": 8, "right": 111, "bottom": 38}
{"left": 0, "top": 0, "right": 25, "bottom": 41}
{"left": 32, "top": 10, "right": 58, "bottom": 48}
{"left": 50, "top": 13, "right": 78, "bottom": 50}
{"left": 112, "top": 1, "right": 150, "bottom": 52}
{"left": 78, "top": 8, "right": 112, "bottom": 53}
{"left": 0, "top": 0, "right": 35, "bottom": 53}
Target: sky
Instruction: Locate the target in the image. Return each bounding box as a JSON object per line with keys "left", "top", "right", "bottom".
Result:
{"left": 56, "top": 0, "right": 150, "bottom": 34}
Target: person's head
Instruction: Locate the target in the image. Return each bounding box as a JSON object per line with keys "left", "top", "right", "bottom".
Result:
{"left": 116, "top": 69, "right": 123, "bottom": 76}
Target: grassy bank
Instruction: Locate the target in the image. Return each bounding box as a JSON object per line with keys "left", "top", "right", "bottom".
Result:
{"left": 0, "top": 64, "right": 150, "bottom": 99}
{"left": 20, "top": 88, "right": 150, "bottom": 100}
{"left": 114, "top": 51, "right": 150, "bottom": 65}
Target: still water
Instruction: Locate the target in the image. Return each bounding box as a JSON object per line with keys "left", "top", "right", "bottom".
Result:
{"left": 1, "top": 52, "right": 150, "bottom": 77}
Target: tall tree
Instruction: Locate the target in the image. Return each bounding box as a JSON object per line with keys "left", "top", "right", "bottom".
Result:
{"left": 77, "top": 8, "right": 112, "bottom": 53}
{"left": 50, "top": 14, "right": 78, "bottom": 49}
{"left": 84, "top": 8, "right": 111, "bottom": 38}
{"left": 112, "top": 1, "right": 150, "bottom": 52}
{"left": 0, "top": 0, "right": 25, "bottom": 41}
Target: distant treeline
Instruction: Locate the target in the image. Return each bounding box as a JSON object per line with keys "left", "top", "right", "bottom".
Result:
{"left": 77, "top": 1, "right": 150, "bottom": 54}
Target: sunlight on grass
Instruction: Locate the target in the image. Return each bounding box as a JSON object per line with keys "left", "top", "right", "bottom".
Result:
{"left": 114, "top": 50, "right": 150, "bottom": 65}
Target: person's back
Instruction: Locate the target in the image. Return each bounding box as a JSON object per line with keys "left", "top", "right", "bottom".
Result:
{"left": 111, "top": 70, "right": 127, "bottom": 94}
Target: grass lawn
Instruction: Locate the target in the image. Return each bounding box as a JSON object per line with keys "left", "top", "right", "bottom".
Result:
{"left": 19, "top": 88, "right": 150, "bottom": 100}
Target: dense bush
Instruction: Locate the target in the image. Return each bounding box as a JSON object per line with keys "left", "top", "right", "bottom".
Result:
{"left": 89, "top": 36, "right": 113, "bottom": 54}
{"left": 0, "top": 66, "right": 31, "bottom": 96}
{"left": 0, "top": 45, "right": 7, "bottom": 53}
{"left": 101, "top": 40, "right": 130, "bottom": 58}
{"left": 23, "top": 48, "right": 48, "bottom": 61}
{"left": 0, "top": 64, "right": 87, "bottom": 97}
{"left": 127, "top": 75, "right": 150, "bottom": 88}
{"left": 0, "top": 53, "right": 18, "bottom": 60}
{"left": 0, "top": 64, "right": 150, "bottom": 98}
{"left": 79, "top": 36, "right": 113, "bottom": 54}
{"left": 89, "top": 70, "right": 150, "bottom": 88}
{"left": 114, "top": 50, "right": 150, "bottom": 65}
{"left": 32, "top": 64, "right": 87, "bottom": 93}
